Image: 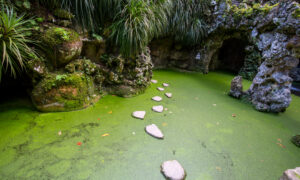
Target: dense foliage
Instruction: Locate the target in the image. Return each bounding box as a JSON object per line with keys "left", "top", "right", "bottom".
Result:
{"left": 58, "top": 0, "right": 209, "bottom": 56}
{"left": 0, "top": 7, "right": 37, "bottom": 81}
{"left": 0, "top": 0, "right": 211, "bottom": 79}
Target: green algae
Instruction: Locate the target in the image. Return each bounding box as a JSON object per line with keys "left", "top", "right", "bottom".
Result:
{"left": 0, "top": 70, "right": 299, "bottom": 179}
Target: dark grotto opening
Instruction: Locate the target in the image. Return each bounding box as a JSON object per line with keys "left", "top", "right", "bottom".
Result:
{"left": 0, "top": 72, "right": 32, "bottom": 105}
{"left": 216, "top": 38, "right": 248, "bottom": 74}
{"left": 291, "top": 60, "right": 300, "bottom": 96}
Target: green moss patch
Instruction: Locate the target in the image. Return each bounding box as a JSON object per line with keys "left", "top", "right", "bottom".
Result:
{"left": 42, "top": 27, "right": 80, "bottom": 46}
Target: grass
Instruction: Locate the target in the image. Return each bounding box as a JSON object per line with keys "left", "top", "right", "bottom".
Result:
{"left": 0, "top": 70, "right": 299, "bottom": 179}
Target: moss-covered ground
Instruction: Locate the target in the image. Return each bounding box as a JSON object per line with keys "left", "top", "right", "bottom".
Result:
{"left": 0, "top": 70, "right": 299, "bottom": 179}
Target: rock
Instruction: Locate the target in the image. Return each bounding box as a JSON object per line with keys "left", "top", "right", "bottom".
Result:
{"left": 290, "top": 68, "right": 300, "bottom": 82}
{"left": 31, "top": 73, "right": 98, "bottom": 112}
{"left": 152, "top": 96, "right": 162, "bottom": 102}
{"left": 157, "top": 87, "right": 165, "bottom": 91}
{"left": 81, "top": 39, "right": 106, "bottom": 62}
{"left": 279, "top": 167, "right": 300, "bottom": 180}
{"left": 151, "top": 79, "right": 158, "bottom": 83}
{"left": 163, "top": 83, "right": 169, "bottom": 87}
{"left": 291, "top": 135, "right": 300, "bottom": 147}
{"left": 152, "top": 105, "right": 164, "bottom": 113}
{"left": 165, "top": 93, "right": 172, "bottom": 98}
{"left": 145, "top": 124, "right": 164, "bottom": 139}
{"left": 101, "top": 48, "right": 153, "bottom": 97}
{"left": 132, "top": 111, "right": 146, "bottom": 120}
{"left": 161, "top": 160, "right": 186, "bottom": 180}
{"left": 229, "top": 76, "right": 243, "bottom": 99}
{"left": 42, "top": 27, "right": 82, "bottom": 67}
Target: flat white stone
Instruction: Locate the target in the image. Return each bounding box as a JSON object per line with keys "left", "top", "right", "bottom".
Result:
{"left": 151, "top": 79, "right": 158, "bottom": 83}
{"left": 161, "top": 160, "right": 186, "bottom": 180}
{"left": 145, "top": 124, "right": 164, "bottom": 139}
{"left": 152, "top": 105, "right": 164, "bottom": 113}
{"left": 132, "top": 111, "right": 146, "bottom": 120}
{"left": 162, "top": 83, "right": 169, "bottom": 87}
{"left": 165, "top": 93, "right": 172, "bottom": 98}
{"left": 152, "top": 96, "right": 162, "bottom": 102}
{"left": 157, "top": 87, "right": 165, "bottom": 91}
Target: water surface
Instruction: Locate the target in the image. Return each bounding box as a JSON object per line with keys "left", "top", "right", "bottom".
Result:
{"left": 0, "top": 70, "right": 299, "bottom": 179}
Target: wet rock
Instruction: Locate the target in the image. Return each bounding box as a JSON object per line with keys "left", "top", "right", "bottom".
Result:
{"left": 279, "top": 167, "right": 300, "bottom": 180}
{"left": 291, "top": 135, "right": 300, "bottom": 147}
{"left": 161, "top": 160, "right": 186, "bottom": 180}
{"left": 152, "top": 96, "right": 163, "bottom": 102}
{"left": 151, "top": 79, "right": 158, "bottom": 83}
{"left": 165, "top": 93, "right": 172, "bottom": 98}
{"left": 132, "top": 111, "right": 146, "bottom": 120}
{"left": 163, "top": 83, "right": 169, "bottom": 87}
{"left": 145, "top": 124, "right": 164, "bottom": 139}
{"left": 229, "top": 76, "right": 243, "bottom": 99}
{"left": 157, "top": 87, "right": 165, "bottom": 91}
{"left": 152, "top": 105, "right": 164, "bottom": 113}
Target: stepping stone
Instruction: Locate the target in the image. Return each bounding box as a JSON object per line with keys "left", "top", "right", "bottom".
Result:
{"left": 157, "top": 87, "right": 165, "bottom": 91}
{"left": 161, "top": 160, "right": 186, "bottom": 180}
{"left": 152, "top": 105, "right": 164, "bottom": 113}
{"left": 162, "top": 83, "right": 169, "bottom": 87}
{"left": 165, "top": 93, "right": 172, "bottom": 98}
{"left": 145, "top": 124, "right": 164, "bottom": 139}
{"left": 152, "top": 96, "right": 162, "bottom": 102}
{"left": 151, "top": 79, "right": 158, "bottom": 84}
{"left": 132, "top": 111, "right": 146, "bottom": 120}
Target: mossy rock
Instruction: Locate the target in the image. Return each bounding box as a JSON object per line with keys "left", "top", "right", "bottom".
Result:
{"left": 65, "top": 59, "right": 97, "bottom": 75}
{"left": 31, "top": 73, "right": 99, "bottom": 112}
{"left": 53, "top": 9, "right": 74, "bottom": 20}
{"left": 42, "top": 27, "right": 82, "bottom": 67}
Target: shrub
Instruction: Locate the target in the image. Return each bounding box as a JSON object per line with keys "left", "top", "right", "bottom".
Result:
{"left": 0, "top": 7, "right": 38, "bottom": 81}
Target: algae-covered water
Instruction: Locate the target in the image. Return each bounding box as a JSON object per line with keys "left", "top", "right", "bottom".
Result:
{"left": 0, "top": 70, "right": 299, "bottom": 180}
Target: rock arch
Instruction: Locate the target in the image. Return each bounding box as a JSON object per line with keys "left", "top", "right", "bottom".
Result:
{"left": 196, "top": 0, "right": 299, "bottom": 112}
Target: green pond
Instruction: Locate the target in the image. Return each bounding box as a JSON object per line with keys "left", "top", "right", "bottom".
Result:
{"left": 0, "top": 70, "right": 299, "bottom": 180}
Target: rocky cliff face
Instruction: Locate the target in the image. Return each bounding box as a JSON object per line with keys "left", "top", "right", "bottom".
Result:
{"left": 151, "top": 0, "right": 299, "bottom": 112}
{"left": 207, "top": 0, "right": 299, "bottom": 112}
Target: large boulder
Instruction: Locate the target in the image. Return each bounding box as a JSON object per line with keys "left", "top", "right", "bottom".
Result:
{"left": 42, "top": 27, "right": 82, "bottom": 67}
{"left": 31, "top": 73, "right": 98, "bottom": 112}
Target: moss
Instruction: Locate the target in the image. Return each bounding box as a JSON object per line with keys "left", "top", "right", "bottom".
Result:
{"left": 36, "top": 17, "right": 44, "bottom": 23}
{"left": 43, "top": 27, "right": 80, "bottom": 47}
{"left": 292, "top": 7, "right": 300, "bottom": 18}
{"left": 65, "top": 59, "right": 97, "bottom": 75}
{"left": 230, "top": 2, "right": 279, "bottom": 18}
{"left": 41, "top": 73, "right": 84, "bottom": 92}
{"left": 32, "top": 72, "right": 97, "bottom": 112}
{"left": 53, "top": 9, "right": 74, "bottom": 20}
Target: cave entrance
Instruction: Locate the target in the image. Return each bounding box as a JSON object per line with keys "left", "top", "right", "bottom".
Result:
{"left": 291, "top": 60, "right": 300, "bottom": 96}
{"left": 212, "top": 38, "right": 248, "bottom": 74}
{"left": 0, "top": 72, "right": 32, "bottom": 104}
